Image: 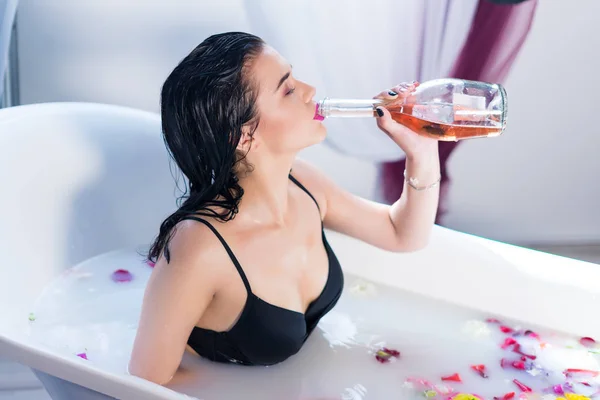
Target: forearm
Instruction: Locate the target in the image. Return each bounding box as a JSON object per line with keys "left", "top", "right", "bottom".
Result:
{"left": 388, "top": 148, "right": 441, "bottom": 251}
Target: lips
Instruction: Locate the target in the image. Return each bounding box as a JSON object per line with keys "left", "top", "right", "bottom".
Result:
{"left": 313, "top": 103, "right": 325, "bottom": 121}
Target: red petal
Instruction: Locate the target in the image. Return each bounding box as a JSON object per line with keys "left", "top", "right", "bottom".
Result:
{"left": 111, "top": 269, "right": 133, "bottom": 283}
{"left": 564, "top": 368, "right": 599, "bottom": 377}
{"left": 512, "top": 343, "right": 536, "bottom": 360}
{"left": 500, "top": 326, "right": 513, "bottom": 333}
{"left": 493, "top": 393, "right": 516, "bottom": 400}
{"left": 76, "top": 352, "right": 88, "bottom": 360}
{"left": 580, "top": 337, "right": 596, "bottom": 347}
{"left": 513, "top": 379, "right": 532, "bottom": 392}
{"left": 374, "top": 348, "right": 399, "bottom": 363}
{"left": 501, "top": 358, "right": 529, "bottom": 371}
{"left": 375, "top": 355, "right": 388, "bottom": 363}
{"left": 513, "top": 361, "right": 526, "bottom": 370}
{"left": 470, "top": 364, "right": 488, "bottom": 378}
{"left": 501, "top": 338, "right": 517, "bottom": 349}
{"left": 441, "top": 373, "right": 462, "bottom": 382}
{"left": 382, "top": 347, "right": 400, "bottom": 357}
{"left": 146, "top": 260, "right": 155, "bottom": 268}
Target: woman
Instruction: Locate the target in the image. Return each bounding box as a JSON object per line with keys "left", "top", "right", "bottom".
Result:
{"left": 129, "top": 31, "right": 440, "bottom": 385}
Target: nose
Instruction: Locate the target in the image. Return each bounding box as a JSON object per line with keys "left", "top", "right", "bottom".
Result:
{"left": 302, "top": 81, "right": 316, "bottom": 103}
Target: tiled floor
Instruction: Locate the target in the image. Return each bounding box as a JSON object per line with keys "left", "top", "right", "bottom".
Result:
{"left": 1, "top": 244, "right": 598, "bottom": 400}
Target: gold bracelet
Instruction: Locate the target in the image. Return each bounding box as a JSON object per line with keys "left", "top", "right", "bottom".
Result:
{"left": 403, "top": 170, "right": 441, "bottom": 191}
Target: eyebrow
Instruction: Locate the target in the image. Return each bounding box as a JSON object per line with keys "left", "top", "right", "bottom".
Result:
{"left": 275, "top": 65, "right": 293, "bottom": 92}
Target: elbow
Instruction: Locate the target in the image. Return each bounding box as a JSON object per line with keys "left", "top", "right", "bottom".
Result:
{"left": 390, "top": 235, "right": 431, "bottom": 253}
{"left": 128, "top": 360, "right": 174, "bottom": 386}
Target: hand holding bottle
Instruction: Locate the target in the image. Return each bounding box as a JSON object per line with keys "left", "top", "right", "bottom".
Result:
{"left": 373, "top": 82, "right": 438, "bottom": 160}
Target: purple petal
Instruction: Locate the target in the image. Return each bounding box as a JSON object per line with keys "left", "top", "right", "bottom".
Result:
{"left": 77, "top": 352, "right": 88, "bottom": 360}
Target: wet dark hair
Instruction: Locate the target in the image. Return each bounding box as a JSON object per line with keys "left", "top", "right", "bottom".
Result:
{"left": 147, "top": 32, "right": 265, "bottom": 263}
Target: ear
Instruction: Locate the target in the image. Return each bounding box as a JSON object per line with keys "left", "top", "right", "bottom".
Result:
{"left": 237, "top": 125, "right": 259, "bottom": 153}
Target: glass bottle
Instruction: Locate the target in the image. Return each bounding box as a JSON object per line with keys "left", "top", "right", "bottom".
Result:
{"left": 316, "top": 78, "right": 507, "bottom": 141}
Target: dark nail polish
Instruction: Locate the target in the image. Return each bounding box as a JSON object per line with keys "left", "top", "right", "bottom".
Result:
{"left": 388, "top": 90, "right": 397, "bottom": 96}
{"left": 376, "top": 108, "right": 384, "bottom": 117}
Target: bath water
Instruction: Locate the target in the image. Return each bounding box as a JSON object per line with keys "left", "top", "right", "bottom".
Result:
{"left": 27, "top": 248, "right": 600, "bottom": 400}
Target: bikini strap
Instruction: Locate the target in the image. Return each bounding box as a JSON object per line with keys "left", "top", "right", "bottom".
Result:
{"left": 288, "top": 174, "right": 321, "bottom": 214}
{"left": 182, "top": 216, "right": 252, "bottom": 294}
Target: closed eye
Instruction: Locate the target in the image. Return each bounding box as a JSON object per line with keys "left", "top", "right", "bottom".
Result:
{"left": 285, "top": 87, "right": 296, "bottom": 96}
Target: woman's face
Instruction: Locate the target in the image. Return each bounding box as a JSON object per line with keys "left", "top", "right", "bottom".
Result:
{"left": 243, "top": 46, "right": 326, "bottom": 156}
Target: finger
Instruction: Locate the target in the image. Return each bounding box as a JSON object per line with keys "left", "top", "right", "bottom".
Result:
{"left": 375, "top": 106, "right": 396, "bottom": 134}
{"left": 372, "top": 89, "right": 400, "bottom": 100}
{"left": 391, "top": 81, "right": 420, "bottom": 97}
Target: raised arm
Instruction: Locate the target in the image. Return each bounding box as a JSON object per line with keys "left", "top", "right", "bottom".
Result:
{"left": 292, "top": 82, "right": 440, "bottom": 252}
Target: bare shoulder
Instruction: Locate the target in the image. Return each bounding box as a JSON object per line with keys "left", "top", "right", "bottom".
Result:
{"left": 163, "top": 218, "right": 231, "bottom": 278}
{"left": 128, "top": 217, "right": 231, "bottom": 384}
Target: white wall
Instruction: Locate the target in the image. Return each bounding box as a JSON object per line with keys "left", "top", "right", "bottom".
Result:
{"left": 15, "top": 0, "right": 600, "bottom": 245}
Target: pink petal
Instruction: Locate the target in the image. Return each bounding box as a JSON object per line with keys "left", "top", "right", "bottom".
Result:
{"left": 552, "top": 384, "right": 565, "bottom": 395}
{"left": 111, "top": 269, "right": 133, "bottom": 283}
{"left": 146, "top": 260, "right": 155, "bottom": 268}
{"left": 486, "top": 318, "right": 501, "bottom": 323}
{"left": 580, "top": 337, "right": 596, "bottom": 347}
{"left": 500, "top": 326, "right": 513, "bottom": 333}
{"left": 77, "top": 352, "right": 87, "bottom": 360}
{"left": 524, "top": 330, "right": 540, "bottom": 340}
{"left": 513, "top": 379, "right": 532, "bottom": 392}
{"left": 501, "top": 338, "right": 517, "bottom": 349}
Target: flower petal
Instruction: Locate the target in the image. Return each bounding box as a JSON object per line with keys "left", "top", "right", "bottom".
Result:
{"left": 502, "top": 338, "right": 518, "bottom": 349}
{"left": 579, "top": 337, "right": 596, "bottom": 348}
{"left": 512, "top": 343, "right": 537, "bottom": 360}
{"left": 470, "top": 364, "right": 488, "bottom": 378}
{"left": 442, "top": 373, "right": 462, "bottom": 383}
{"left": 111, "top": 269, "right": 133, "bottom": 283}
{"left": 76, "top": 352, "right": 88, "bottom": 360}
{"left": 513, "top": 379, "right": 532, "bottom": 392}
{"left": 146, "top": 260, "right": 155, "bottom": 268}
{"left": 374, "top": 347, "right": 400, "bottom": 363}
{"left": 553, "top": 385, "right": 565, "bottom": 395}
{"left": 564, "top": 369, "right": 599, "bottom": 378}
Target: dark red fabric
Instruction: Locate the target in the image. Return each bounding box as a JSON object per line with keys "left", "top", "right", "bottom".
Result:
{"left": 379, "top": 0, "right": 538, "bottom": 224}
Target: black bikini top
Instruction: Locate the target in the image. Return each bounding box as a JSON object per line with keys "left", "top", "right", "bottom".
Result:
{"left": 185, "top": 175, "right": 344, "bottom": 366}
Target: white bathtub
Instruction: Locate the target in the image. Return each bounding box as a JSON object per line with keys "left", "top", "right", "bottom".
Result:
{"left": 0, "top": 102, "right": 598, "bottom": 400}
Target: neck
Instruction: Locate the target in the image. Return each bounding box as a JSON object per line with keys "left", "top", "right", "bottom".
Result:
{"left": 237, "top": 153, "right": 296, "bottom": 227}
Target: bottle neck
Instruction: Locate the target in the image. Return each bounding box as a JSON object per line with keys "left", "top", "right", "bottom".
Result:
{"left": 317, "top": 98, "right": 385, "bottom": 118}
